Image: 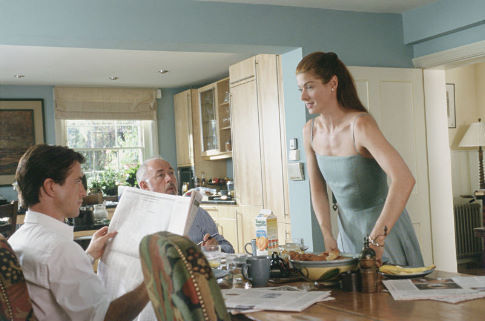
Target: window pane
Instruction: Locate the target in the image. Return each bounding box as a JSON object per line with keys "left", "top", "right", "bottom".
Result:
{"left": 65, "top": 120, "right": 146, "bottom": 186}
{"left": 117, "top": 123, "right": 141, "bottom": 147}
{"left": 119, "top": 149, "right": 142, "bottom": 169}
{"left": 94, "top": 149, "right": 118, "bottom": 171}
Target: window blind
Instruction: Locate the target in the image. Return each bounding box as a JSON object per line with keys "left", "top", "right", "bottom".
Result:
{"left": 54, "top": 87, "right": 157, "bottom": 120}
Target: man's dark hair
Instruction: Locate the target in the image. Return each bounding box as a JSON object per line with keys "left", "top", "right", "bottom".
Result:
{"left": 15, "top": 144, "right": 85, "bottom": 208}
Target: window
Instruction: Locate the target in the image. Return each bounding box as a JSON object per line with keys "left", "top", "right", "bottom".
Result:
{"left": 65, "top": 120, "right": 145, "bottom": 182}
{"left": 54, "top": 86, "right": 159, "bottom": 185}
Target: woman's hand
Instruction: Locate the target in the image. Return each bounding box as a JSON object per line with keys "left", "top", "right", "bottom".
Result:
{"left": 323, "top": 235, "right": 338, "bottom": 252}
{"left": 86, "top": 226, "right": 117, "bottom": 260}
{"left": 370, "top": 244, "right": 384, "bottom": 267}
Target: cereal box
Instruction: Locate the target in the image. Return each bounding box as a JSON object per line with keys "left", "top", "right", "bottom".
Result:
{"left": 255, "top": 209, "right": 278, "bottom": 256}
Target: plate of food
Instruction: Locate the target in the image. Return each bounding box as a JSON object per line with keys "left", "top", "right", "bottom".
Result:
{"left": 379, "top": 264, "right": 436, "bottom": 279}
{"left": 289, "top": 249, "right": 359, "bottom": 281}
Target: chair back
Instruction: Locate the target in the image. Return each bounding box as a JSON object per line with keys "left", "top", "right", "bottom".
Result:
{"left": 0, "top": 201, "right": 18, "bottom": 238}
{"left": 139, "top": 231, "right": 231, "bottom": 321}
{"left": 0, "top": 234, "right": 37, "bottom": 320}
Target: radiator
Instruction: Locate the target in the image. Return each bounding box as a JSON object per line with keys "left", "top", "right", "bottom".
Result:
{"left": 454, "top": 202, "right": 483, "bottom": 260}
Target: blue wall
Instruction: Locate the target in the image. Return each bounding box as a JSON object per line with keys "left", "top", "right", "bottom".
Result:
{"left": 0, "top": 0, "right": 412, "bottom": 67}
{"left": 402, "top": 0, "right": 485, "bottom": 57}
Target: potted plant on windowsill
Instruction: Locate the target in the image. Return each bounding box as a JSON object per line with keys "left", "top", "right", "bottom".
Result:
{"left": 98, "top": 169, "right": 121, "bottom": 201}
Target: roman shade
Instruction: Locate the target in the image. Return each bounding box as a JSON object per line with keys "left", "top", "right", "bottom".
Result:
{"left": 54, "top": 87, "right": 157, "bottom": 120}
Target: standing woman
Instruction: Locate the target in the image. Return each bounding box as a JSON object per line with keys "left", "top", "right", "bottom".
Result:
{"left": 298, "top": 52, "right": 424, "bottom": 266}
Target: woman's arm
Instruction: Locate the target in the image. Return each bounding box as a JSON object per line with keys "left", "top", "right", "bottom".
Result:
{"left": 303, "top": 121, "right": 337, "bottom": 251}
{"left": 354, "top": 115, "right": 415, "bottom": 260}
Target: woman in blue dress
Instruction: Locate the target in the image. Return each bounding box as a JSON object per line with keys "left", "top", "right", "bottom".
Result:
{"left": 298, "top": 52, "right": 424, "bottom": 266}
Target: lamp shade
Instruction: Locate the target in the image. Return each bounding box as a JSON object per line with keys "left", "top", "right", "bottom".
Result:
{"left": 459, "top": 121, "right": 485, "bottom": 147}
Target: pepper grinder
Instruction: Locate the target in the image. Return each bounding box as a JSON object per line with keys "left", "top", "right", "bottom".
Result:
{"left": 359, "top": 236, "right": 377, "bottom": 293}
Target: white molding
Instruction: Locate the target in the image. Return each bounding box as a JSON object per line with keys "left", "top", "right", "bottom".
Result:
{"left": 413, "top": 40, "right": 485, "bottom": 69}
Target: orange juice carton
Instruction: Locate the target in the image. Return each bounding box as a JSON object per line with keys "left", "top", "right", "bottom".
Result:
{"left": 255, "top": 209, "right": 279, "bottom": 255}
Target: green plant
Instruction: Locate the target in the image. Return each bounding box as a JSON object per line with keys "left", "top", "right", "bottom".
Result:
{"left": 123, "top": 165, "right": 140, "bottom": 187}
{"left": 99, "top": 169, "right": 121, "bottom": 196}
{"left": 89, "top": 170, "right": 122, "bottom": 196}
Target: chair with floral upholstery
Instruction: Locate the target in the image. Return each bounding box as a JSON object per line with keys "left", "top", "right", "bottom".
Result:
{"left": 139, "top": 231, "right": 231, "bottom": 321}
{"left": 0, "top": 234, "right": 36, "bottom": 320}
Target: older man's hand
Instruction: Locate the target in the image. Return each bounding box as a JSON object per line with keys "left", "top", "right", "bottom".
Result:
{"left": 86, "top": 226, "right": 117, "bottom": 260}
{"left": 202, "top": 233, "right": 218, "bottom": 247}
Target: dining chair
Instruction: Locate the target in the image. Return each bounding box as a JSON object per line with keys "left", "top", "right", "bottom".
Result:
{"left": 139, "top": 231, "right": 231, "bottom": 321}
{"left": 0, "top": 201, "right": 18, "bottom": 238}
{"left": 0, "top": 234, "right": 37, "bottom": 320}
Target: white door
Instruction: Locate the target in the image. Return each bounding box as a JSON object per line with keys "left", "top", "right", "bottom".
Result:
{"left": 329, "top": 66, "right": 433, "bottom": 265}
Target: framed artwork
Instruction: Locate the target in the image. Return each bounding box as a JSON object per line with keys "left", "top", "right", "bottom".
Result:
{"left": 446, "top": 83, "right": 456, "bottom": 128}
{"left": 0, "top": 99, "right": 45, "bottom": 186}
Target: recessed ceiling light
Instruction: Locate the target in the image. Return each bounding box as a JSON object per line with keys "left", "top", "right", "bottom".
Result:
{"left": 109, "top": 76, "right": 119, "bottom": 80}
{"left": 159, "top": 69, "right": 169, "bottom": 74}
{"left": 14, "top": 74, "right": 25, "bottom": 79}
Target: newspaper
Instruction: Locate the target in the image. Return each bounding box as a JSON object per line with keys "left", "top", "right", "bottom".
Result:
{"left": 221, "top": 286, "right": 332, "bottom": 312}
{"left": 383, "top": 276, "right": 485, "bottom": 303}
{"left": 97, "top": 187, "right": 201, "bottom": 321}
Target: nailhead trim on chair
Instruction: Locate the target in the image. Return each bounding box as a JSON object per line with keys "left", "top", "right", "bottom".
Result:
{"left": 0, "top": 278, "right": 13, "bottom": 321}
{"left": 173, "top": 243, "right": 209, "bottom": 321}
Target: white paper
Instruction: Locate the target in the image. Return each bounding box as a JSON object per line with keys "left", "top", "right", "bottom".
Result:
{"left": 383, "top": 276, "right": 485, "bottom": 303}
{"left": 221, "top": 287, "right": 331, "bottom": 312}
{"left": 98, "top": 187, "right": 201, "bottom": 321}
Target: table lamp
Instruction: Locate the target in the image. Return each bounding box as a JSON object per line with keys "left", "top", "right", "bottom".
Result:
{"left": 459, "top": 118, "right": 485, "bottom": 190}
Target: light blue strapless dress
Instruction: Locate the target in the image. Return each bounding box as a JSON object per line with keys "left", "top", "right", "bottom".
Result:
{"left": 316, "top": 153, "right": 424, "bottom": 267}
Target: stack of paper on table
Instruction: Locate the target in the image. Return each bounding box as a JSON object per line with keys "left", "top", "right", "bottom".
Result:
{"left": 383, "top": 276, "right": 485, "bottom": 303}
{"left": 222, "top": 286, "right": 332, "bottom": 313}
{"left": 98, "top": 187, "right": 201, "bottom": 320}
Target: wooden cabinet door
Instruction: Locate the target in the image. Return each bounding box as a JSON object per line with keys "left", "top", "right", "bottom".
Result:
{"left": 217, "top": 206, "right": 239, "bottom": 252}
{"left": 236, "top": 205, "right": 263, "bottom": 253}
{"left": 229, "top": 56, "right": 256, "bottom": 85}
{"left": 230, "top": 79, "right": 263, "bottom": 206}
{"left": 174, "top": 90, "right": 193, "bottom": 167}
{"left": 255, "top": 54, "right": 289, "bottom": 223}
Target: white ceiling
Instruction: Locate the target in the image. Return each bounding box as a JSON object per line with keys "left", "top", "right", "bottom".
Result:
{"left": 0, "top": 45, "right": 251, "bottom": 89}
{"left": 0, "top": 0, "right": 437, "bottom": 89}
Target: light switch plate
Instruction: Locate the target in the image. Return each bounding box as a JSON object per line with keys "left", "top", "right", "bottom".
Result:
{"left": 288, "top": 162, "right": 304, "bottom": 181}
{"left": 289, "top": 149, "right": 300, "bottom": 161}
{"left": 289, "top": 138, "right": 298, "bottom": 150}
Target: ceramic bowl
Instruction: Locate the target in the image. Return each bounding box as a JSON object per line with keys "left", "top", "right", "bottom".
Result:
{"left": 290, "top": 254, "right": 358, "bottom": 281}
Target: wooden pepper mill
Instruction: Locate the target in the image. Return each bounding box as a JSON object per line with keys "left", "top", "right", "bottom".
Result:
{"left": 359, "top": 236, "right": 377, "bottom": 293}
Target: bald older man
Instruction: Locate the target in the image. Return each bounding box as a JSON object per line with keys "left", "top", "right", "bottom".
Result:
{"left": 136, "top": 157, "right": 234, "bottom": 253}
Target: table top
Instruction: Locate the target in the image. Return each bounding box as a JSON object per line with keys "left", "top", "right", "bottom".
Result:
{"left": 235, "top": 270, "right": 485, "bottom": 321}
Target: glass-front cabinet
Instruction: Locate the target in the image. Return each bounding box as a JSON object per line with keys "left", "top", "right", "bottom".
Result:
{"left": 198, "top": 78, "right": 232, "bottom": 160}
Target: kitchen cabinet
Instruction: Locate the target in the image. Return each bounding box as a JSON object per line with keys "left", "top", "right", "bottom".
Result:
{"left": 174, "top": 90, "right": 194, "bottom": 167}
{"left": 229, "top": 55, "right": 290, "bottom": 243}
{"left": 173, "top": 90, "right": 228, "bottom": 179}
{"left": 201, "top": 204, "right": 241, "bottom": 252}
{"left": 198, "top": 78, "right": 232, "bottom": 160}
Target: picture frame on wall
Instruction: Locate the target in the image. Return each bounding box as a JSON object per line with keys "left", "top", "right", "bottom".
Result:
{"left": 0, "top": 99, "right": 45, "bottom": 186}
{"left": 446, "top": 83, "right": 456, "bottom": 128}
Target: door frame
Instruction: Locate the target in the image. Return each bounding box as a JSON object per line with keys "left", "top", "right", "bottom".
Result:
{"left": 413, "top": 39, "right": 485, "bottom": 272}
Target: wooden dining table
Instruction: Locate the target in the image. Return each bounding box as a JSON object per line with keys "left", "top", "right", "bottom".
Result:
{"left": 231, "top": 270, "right": 485, "bottom": 321}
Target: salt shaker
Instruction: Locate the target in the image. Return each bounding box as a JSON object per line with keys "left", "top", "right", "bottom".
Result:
{"left": 359, "top": 236, "right": 377, "bottom": 293}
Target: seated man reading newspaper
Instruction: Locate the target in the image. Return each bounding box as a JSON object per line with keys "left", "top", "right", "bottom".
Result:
{"left": 136, "top": 156, "right": 234, "bottom": 253}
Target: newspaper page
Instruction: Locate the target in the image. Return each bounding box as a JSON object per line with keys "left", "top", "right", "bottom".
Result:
{"left": 97, "top": 187, "right": 201, "bottom": 321}
{"left": 221, "top": 286, "right": 332, "bottom": 312}
{"left": 383, "top": 276, "right": 485, "bottom": 303}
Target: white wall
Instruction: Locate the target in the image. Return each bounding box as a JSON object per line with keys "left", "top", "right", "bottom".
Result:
{"left": 446, "top": 64, "right": 481, "bottom": 201}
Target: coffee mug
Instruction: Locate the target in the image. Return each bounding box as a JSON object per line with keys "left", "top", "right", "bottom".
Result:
{"left": 244, "top": 239, "right": 257, "bottom": 256}
{"left": 242, "top": 255, "right": 271, "bottom": 287}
